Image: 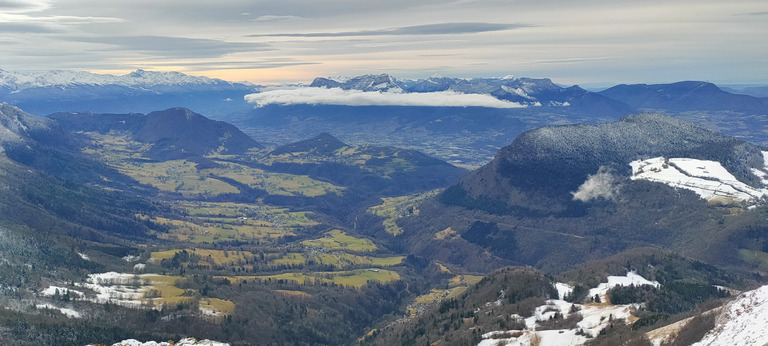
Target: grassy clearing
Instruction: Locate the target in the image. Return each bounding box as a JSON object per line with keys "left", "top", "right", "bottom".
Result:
{"left": 200, "top": 298, "right": 235, "bottom": 315}
{"left": 272, "top": 252, "right": 403, "bottom": 268}
{"left": 271, "top": 253, "right": 306, "bottom": 266}
{"left": 367, "top": 190, "right": 442, "bottom": 236}
{"left": 213, "top": 161, "right": 345, "bottom": 197}
{"left": 434, "top": 227, "right": 458, "bottom": 240}
{"left": 142, "top": 275, "right": 189, "bottom": 306}
{"left": 739, "top": 249, "right": 768, "bottom": 271}
{"left": 117, "top": 160, "right": 240, "bottom": 198}
{"left": 150, "top": 249, "right": 254, "bottom": 266}
{"left": 301, "top": 230, "right": 377, "bottom": 252}
{"left": 144, "top": 202, "right": 315, "bottom": 243}
{"left": 220, "top": 269, "right": 400, "bottom": 289}
{"left": 449, "top": 274, "right": 484, "bottom": 287}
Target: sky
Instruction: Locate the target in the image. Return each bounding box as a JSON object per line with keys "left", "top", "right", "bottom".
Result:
{"left": 0, "top": 0, "right": 766, "bottom": 86}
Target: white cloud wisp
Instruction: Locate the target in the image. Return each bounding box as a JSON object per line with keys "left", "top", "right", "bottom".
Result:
{"left": 245, "top": 87, "right": 525, "bottom": 108}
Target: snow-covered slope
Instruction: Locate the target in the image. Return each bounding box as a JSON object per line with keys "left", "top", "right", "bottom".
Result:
{"left": 479, "top": 272, "right": 661, "bottom": 346}
{"left": 99, "top": 337, "right": 229, "bottom": 346}
{"left": 692, "top": 285, "right": 768, "bottom": 346}
{"left": 630, "top": 156, "right": 768, "bottom": 204}
{"left": 0, "top": 68, "right": 235, "bottom": 90}
{"left": 0, "top": 103, "right": 54, "bottom": 143}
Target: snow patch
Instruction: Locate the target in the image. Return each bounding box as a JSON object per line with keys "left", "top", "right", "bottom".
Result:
{"left": 104, "top": 337, "right": 229, "bottom": 346}
{"left": 78, "top": 252, "right": 90, "bottom": 261}
{"left": 123, "top": 255, "right": 140, "bottom": 262}
{"left": 555, "top": 282, "right": 574, "bottom": 300}
{"left": 630, "top": 157, "right": 768, "bottom": 204}
{"left": 36, "top": 304, "right": 81, "bottom": 318}
{"left": 481, "top": 272, "right": 658, "bottom": 346}
{"left": 588, "top": 271, "right": 660, "bottom": 302}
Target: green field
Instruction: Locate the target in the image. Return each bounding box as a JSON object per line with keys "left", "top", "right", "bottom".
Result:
{"left": 217, "top": 268, "right": 401, "bottom": 289}
{"left": 367, "top": 190, "right": 442, "bottom": 235}
{"left": 143, "top": 202, "right": 316, "bottom": 243}
{"left": 739, "top": 249, "right": 768, "bottom": 271}
{"left": 301, "top": 230, "right": 377, "bottom": 252}
{"left": 269, "top": 252, "right": 403, "bottom": 268}
{"left": 151, "top": 249, "right": 254, "bottom": 266}
{"left": 214, "top": 161, "right": 345, "bottom": 197}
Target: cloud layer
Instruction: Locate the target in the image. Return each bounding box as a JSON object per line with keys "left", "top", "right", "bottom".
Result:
{"left": 251, "top": 22, "right": 526, "bottom": 37}
{"left": 245, "top": 87, "right": 525, "bottom": 108}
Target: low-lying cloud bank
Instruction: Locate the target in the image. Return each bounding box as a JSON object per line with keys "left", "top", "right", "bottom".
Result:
{"left": 244, "top": 87, "right": 525, "bottom": 108}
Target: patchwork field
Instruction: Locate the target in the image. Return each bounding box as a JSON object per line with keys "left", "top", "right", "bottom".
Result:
{"left": 269, "top": 252, "right": 404, "bottom": 269}
{"left": 367, "top": 189, "right": 442, "bottom": 235}
{"left": 142, "top": 202, "right": 316, "bottom": 243}
{"left": 301, "top": 229, "right": 377, "bottom": 252}
{"left": 151, "top": 249, "right": 255, "bottom": 266}
{"left": 213, "top": 161, "right": 345, "bottom": 197}
{"left": 217, "top": 268, "right": 401, "bottom": 288}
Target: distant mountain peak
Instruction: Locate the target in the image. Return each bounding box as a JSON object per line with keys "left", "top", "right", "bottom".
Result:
{"left": 271, "top": 132, "right": 347, "bottom": 156}
{"left": 0, "top": 68, "right": 235, "bottom": 91}
{"left": 133, "top": 107, "right": 262, "bottom": 160}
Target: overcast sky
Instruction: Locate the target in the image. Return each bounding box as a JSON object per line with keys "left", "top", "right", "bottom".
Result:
{"left": 0, "top": 0, "right": 766, "bottom": 86}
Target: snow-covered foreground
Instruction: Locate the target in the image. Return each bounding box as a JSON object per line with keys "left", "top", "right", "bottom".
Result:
{"left": 691, "top": 285, "right": 768, "bottom": 346}
{"left": 39, "top": 271, "right": 230, "bottom": 318}
{"left": 479, "top": 272, "right": 659, "bottom": 346}
{"left": 629, "top": 156, "right": 768, "bottom": 204}
{"left": 91, "top": 337, "right": 229, "bottom": 346}
{"left": 42, "top": 272, "right": 152, "bottom": 309}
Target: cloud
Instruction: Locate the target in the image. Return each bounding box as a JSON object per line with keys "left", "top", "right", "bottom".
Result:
{"left": 572, "top": 166, "right": 620, "bottom": 202}
{"left": 65, "top": 35, "right": 268, "bottom": 58}
{"left": 250, "top": 22, "right": 527, "bottom": 37}
{"left": 252, "top": 15, "right": 302, "bottom": 22}
{"left": 245, "top": 87, "right": 526, "bottom": 108}
{"left": 143, "top": 59, "right": 319, "bottom": 71}
{"left": 0, "top": 21, "right": 54, "bottom": 33}
{"left": 0, "top": 0, "right": 50, "bottom": 13}
{"left": 735, "top": 11, "right": 768, "bottom": 16}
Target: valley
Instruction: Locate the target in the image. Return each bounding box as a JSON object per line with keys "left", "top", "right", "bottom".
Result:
{"left": 1, "top": 72, "right": 768, "bottom": 345}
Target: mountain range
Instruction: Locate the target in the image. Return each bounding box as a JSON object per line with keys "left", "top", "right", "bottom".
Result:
{"left": 0, "top": 69, "right": 256, "bottom": 117}
{"left": 2, "top": 69, "right": 768, "bottom": 345}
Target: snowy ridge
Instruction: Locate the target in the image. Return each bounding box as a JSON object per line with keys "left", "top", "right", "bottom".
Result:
{"left": 97, "top": 337, "right": 229, "bottom": 346}
{"left": 0, "top": 68, "right": 233, "bottom": 90}
{"left": 479, "top": 272, "right": 660, "bottom": 346}
{"left": 630, "top": 156, "right": 768, "bottom": 204}
{"left": 692, "top": 285, "right": 768, "bottom": 345}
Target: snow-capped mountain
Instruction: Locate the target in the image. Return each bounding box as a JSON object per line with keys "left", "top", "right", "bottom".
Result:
{"left": 310, "top": 74, "right": 405, "bottom": 92}
{"left": 308, "top": 74, "right": 633, "bottom": 111}
{"left": 0, "top": 69, "right": 238, "bottom": 90}
{"left": 0, "top": 68, "right": 255, "bottom": 116}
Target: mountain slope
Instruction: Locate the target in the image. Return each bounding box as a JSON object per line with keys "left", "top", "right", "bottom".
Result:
{"left": 382, "top": 114, "right": 768, "bottom": 273}
{"left": 50, "top": 107, "right": 263, "bottom": 160}
{"left": 457, "top": 113, "right": 763, "bottom": 213}
{"left": 599, "top": 81, "right": 768, "bottom": 113}
{"left": 135, "top": 107, "right": 263, "bottom": 160}
{"left": 261, "top": 133, "right": 468, "bottom": 196}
